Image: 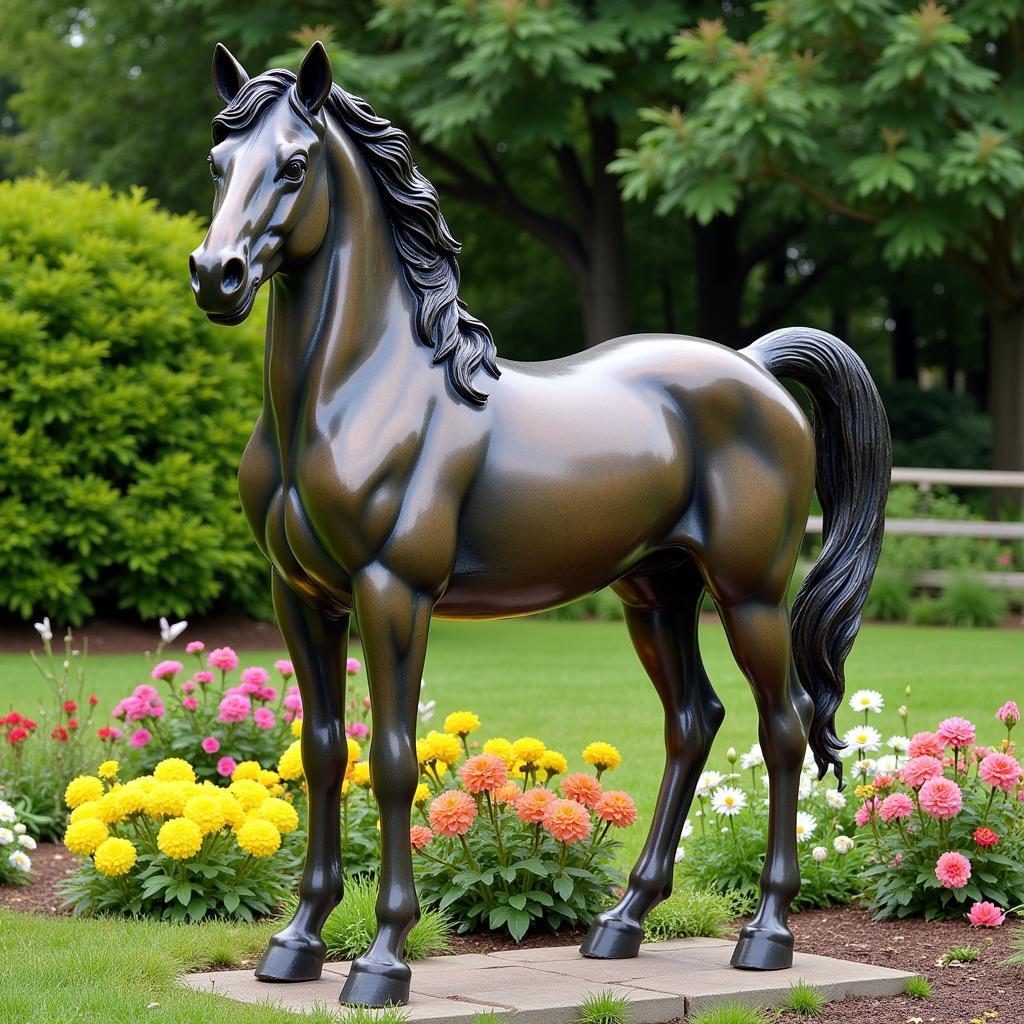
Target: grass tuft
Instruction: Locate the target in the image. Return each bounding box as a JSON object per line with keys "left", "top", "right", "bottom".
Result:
{"left": 337, "top": 1007, "right": 409, "bottom": 1024}
{"left": 576, "top": 990, "right": 630, "bottom": 1024}
{"left": 905, "top": 975, "right": 933, "bottom": 999}
{"left": 643, "top": 885, "right": 753, "bottom": 942}
{"left": 780, "top": 980, "right": 824, "bottom": 1016}
{"left": 472, "top": 1014, "right": 505, "bottom": 1024}
{"left": 940, "top": 945, "right": 979, "bottom": 965}
{"left": 687, "top": 1003, "right": 768, "bottom": 1024}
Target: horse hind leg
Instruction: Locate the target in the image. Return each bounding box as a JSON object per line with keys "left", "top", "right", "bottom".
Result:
{"left": 718, "top": 597, "right": 813, "bottom": 971}
{"left": 581, "top": 562, "right": 724, "bottom": 960}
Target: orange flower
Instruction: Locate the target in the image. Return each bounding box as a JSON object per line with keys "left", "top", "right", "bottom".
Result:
{"left": 428, "top": 790, "right": 477, "bottom": 837}
{"left": 594, "top": 790, "right": 638, "bottom": 828}
{"left": 493, "top": 782, "right": 522, "bottom": 805}
{"left": 515, "top": 786, "right": 557, "bottom": 824}
{"left": 410, "top": 824, "right": 433, "bottom": 850}
{"left": 458, "top": 753, "right": 508, "bottom": 794}
{"left": 542, "top": 798, "right": 592, "bottom": 844}
{"left": 562, "top": 772, "right": 603, "bottom": 808}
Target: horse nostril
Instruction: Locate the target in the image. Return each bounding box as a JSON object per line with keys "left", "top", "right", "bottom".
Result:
{"left": 222, "top": 257, "right": 246, "bottom": 294}
{"left": 188, "top": 254, "right": 200, "bottom": 293}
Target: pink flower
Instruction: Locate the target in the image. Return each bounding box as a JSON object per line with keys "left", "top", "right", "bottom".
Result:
{"left": 458, "top": 754, "right": 508, "bottom": 794}
{"left": 130, "top": 728, "right": 152, "bottom": 748}
{"left": 935, "top": 851, "right": 971, "bottom": 889}
{"left": 428, "top": 791, "right": 477, "bottom": 837}
{"left": 854, "top": 798, "right": 880, "bottom": 827}
{"left": 937, "top": 716, "right": 976, "bottom": 749}
{"left": 241, "top": 666, "right": 270, "bottom": 688}
{"left": 410, "top": 825, "right": 433, "bottom": 850}
{"left": 151, "top": 660, "right": 183, "bottom": 681}
{"left": 516, "top": 787, "right": 557, "bottom": 824}
{"left": 208, "top": 647, "right": 239, "bottom": 672}
{"left": 879, "top": 792, "right": 914, "bottom": 822}
{"left": 256, "top": 685, "right": 278, "bottom": 703}
{"left": 133, "top": 684, "right": 159, "bottom": 702}
{"left": 996, "top": 701, "right": 1020, "bottom": 727}
{"left": 346, "top": 657, "right": 362, "bottom": 675}
{"left": 899, "top": 755, "right": 943, "bottom": 789}
{"left": 907, "top": 731, "right": 944, "bottom": 759}
{"left": 889, "top": 853, "right": 903, "bottom": 867}
{"left": 185, "top": 641, "right": 205, "bottom": 654}
{"left": 216, "top": 756, "right": 237, "bottom": 777}
{"left": 919, "top": 777, "right": 963, "bottom": 820}
{"left": 182, "top": 696, "right": 198, "bottom": 711}
{"left": 201, "top": 736, "right": 220, "bottom": 754}
{"left": 978, "top": 752, "right": 1022, "bottom": 793}
{"left": 180, "top": 680, "right": 196, "bottom": 694}
{"left": 111, "top": 701, "right": 126, "bottom": 719}
{"left": 594, "top": 790, "right": 638, "bottom": 827}
{"left": 275, "top": 659, "right": 294, "bottom": 678}
{"left": 542, "top": 798, "right": 592, "bottom": 844}
{"left": 253, "top": 707, "right": 275, "bottom": 730}
{"left": 967, "top": 901, "right": 1006, "bottom": 927}
{"left": 218, "top": 693, "right": 251, "bottom": 724}
{"left": 346, "top": 721, "right": 369, "bottom": 740}
{"left": 562, "top": 773, "right": 603, "bottom": 808}
{"left": 872, "top": 773, "right": 895, "bottom": 791}
{"left": 194, "top": 671, "right": 214, "bottom": 686}
{"left": 973, "top": 746, "right": 992, "bottom": 762}
{"left": 363, "top": 696, "right": 372, "bottom": 709}
{"left": 283, "top": 686, "right": 303, "bottom": 713}
{"left": 973, "top": 827, "right": 999, "bottom": 847}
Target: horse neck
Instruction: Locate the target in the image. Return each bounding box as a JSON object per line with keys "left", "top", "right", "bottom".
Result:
{"left": 264, "top": 117, "right": 420, "bottom": 442}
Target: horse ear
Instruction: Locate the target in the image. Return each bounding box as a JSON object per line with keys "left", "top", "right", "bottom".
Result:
{"left": 296, "top": 41, "right": 333, "bottom": 114}
{"left": 212, "top": 43, "right": 249, "bottom": 105}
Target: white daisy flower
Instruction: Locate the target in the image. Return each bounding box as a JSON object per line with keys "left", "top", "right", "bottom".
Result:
{"left": 849, "top": 689, "right": 884, "bottom": 714}
{"left": 887, "top": 735, "right": 910, "bottom": 754}
{"left": 833, "top": 835, "right": 855, "bottom": 855}
{"left": 711, "top": 786, "right": 747, "bottom": 817}
{"left": 0, "top": 828, "right": 13, "bottom": 846}
{"left": 795, "top": 811, "right": 817, "bottom": 842}
{"left": 0, "top": 802, "right": 15, "bottom": 824}
{"left": 842, "top": 725, "right": 881, "bottom": 753}
{"left": 740, "top": 744, "right": 764, "bottom": 770}
{"left": 674, "top": 846, "right": 685, "bottom": 863}
{"left": 17, "top": 835, "right": 36, "bottom": 850}
{"left": 680, "top": 819, "right": 693, "bottom": 840}
{"left": 875, "top": 755, "right": 898, "bottom": 773}
{"left": 8, "top": 850, "right": 30, "bottom": 872}
{"left": 696, "top": 771, "right": 725, "bottom": 797}
{"left": 811, "top": 845, "right": 827, "bottom": 863}
{"left": 13, "top": 822, "right": 26, "bottom": 834}
{"left": 854, "top": 758, "right": 876, "bottom": 779}
{"left": 825, "top": 789, "right": 847, "bottom": 810}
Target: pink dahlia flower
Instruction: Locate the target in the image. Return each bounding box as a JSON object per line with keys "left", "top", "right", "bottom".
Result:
{"left": 151, "top": 660, "right": 183, "bottom": 681}
{"left": 410, "top": 825, "right": 433, "bottom": 850}
{"left": 919, "top": 777, "right": 963, "bottom": 820}
{"left": 996, "top": 701, "right": 1020, "bottom": 727}
{"left": 935, "top": 851, "right": 971, "bottom": 889}
{"left": 218, "top": 693, "right": 251, "bottom": 724}
{"left": 879, "top": 792, "right": 914, "bottom": 822}
{"left": 240, "top": 666, "right": 270, "bottom": 688}
{"left": 899, "top": 755, "right": 943, "bottom": 789}
{"left": 194, "top": 671, "right": 215, "bottom": 686}
{"left": 185, "top": 641, "right": 205, "bottom": 654}
{"left": 130, "top": 728, "right": 152, "bottom": 748}
{"left": 208, "top": 647, "right": 239, "bottom": 672}
{"left": 346, "top": 721, "right": 369, "bottom": 740}
{"left": 283, "top": 686, "right": 303, "bottom": 713}
{"left": 967, "top": 901, "right": 1005, "bottom": 927}
{"left": 854, "top": 798, "right": 880, "bottom": 827}
{"left": 907, "top": 731, "right": 944, "bottom": 759}
{"left": 346, "top": 657, "right": 362, "bottom": 675}
{"left": 275, "top": 659, "right": 294, "bottom": 678}
{"left": 182, "top": 696, "right": 198, "bottom": 712}
{"left": 978, "top": 752, "right": 1022, "bottom": 793}
{"left": 253, "top": 707, "right": 275, "bottom": 730}
{"left": 937, "top": 716, "right": 976, "bottom": 749}
{"left": 201, "top": 736, "right": 220, "bottom": 754}
{"left": 216, "top": 756, "right": 237, "bottom": 777}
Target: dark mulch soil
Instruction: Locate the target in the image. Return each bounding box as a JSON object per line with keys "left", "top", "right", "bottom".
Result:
{"left": 444, "top": 926, "right": 588, "bottom": 955}
{"left": 0, "top": 842, "right": 74, "bottom": 915}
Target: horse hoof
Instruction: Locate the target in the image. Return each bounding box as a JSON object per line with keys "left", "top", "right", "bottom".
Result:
{"left": 339, "top": 958, "right": 411, "bottom": 1007}
{"left": 255, "top": 933, "right": 326, "bottom": 982}
{"left": 730, "top": 926, "right": 793, "bottom": 971}
{"left": 580, "top": 916, "right": 643, "bottom": 960}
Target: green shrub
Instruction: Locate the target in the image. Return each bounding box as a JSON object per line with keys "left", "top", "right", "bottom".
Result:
{"left": 908, "top": 598, "right": 943, "bottom": 626}
{"left": 934, "top": 574, "right": 1008, "bottom": 628}
{"left": 863, "top": 569, "right": 912, "bottom": 622}
{"left": 642, "top": 885, "right": 751, "bottom": 942}
{"left": 0, "top": 176, "right": 268, "bottom": 623}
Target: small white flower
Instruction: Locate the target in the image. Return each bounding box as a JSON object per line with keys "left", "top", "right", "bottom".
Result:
{"left": 833, "top": 835, "right": 854, "bottom": 855}
{"left": 875, "top": 755, "right": 898, "bottom": 772}
{"left": 13, "top": 822, "right": 26, "bottom": 834}
{"left": 740, "top": 744, "right": 764, "bottom": 770}
{"left": 418, "top": 699, "right": 436, "bottom": 724}
{"left": 825, "top": 789, "right": 846, "bottom": 810}
{"left": 811, "top": 845, "right": 827, "bottom": 863}
{"left": 0, "top": 827, "right": 13, "bottom": 846}
{"left": 798, "top": 775, "right": 812, "bottom": 800}
{"left": 711, "top": 786, "right": 747, "bottom": 817}
{"left": 17, "top": 835, "right": 36, "bottom": 850}
{"left": 854, "top": 758, "right": 876, "bottom": 779}
{"left": 0, "top": 802, "right": 15, "bottom": 824}
{"left": 842, "top": 725, "right": 881, "bottom": 754}
{"left": 795, "top": 811, "right": 817, "bottom": 842}
{"left": 33, "top": 616, "right": 52, "bottom": 642}
{"left": 726, "top": 746, "right": 738, "bottom": 762}
{"left": 696, "top": 770, "right": 725, "bottom": 797}
{"left": 158, "top": 617, "right": 188, "bottom": 643}
{"left": 887, "top": 735, "right": 910, "bottom": 754}
{"left": 8, "top": 850, "right": 30, "bottom": 872}
{"left": 849, "top": 689, "right": 884, "bottom": 714}
{"left": 681, "top": 819, "right": 693, "bottom": 840}
{"left": 803, "top": 748, "right": 817, "bottom": 767}
{"left": 674, "top": 846, "right": 685, "bottom": 863}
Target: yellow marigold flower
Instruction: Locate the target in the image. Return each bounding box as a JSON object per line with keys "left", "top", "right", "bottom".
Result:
{"left": 290, "top": 717, "right": 303, "bottom": 738}
{"left": 278, "top": 741, "right": 303, "bottom": 781}
{"left": 94, "top": 837, "right": 137, "bottom": 877}
{"left": 117, "top": 780, "right": 149, "bottom": 815}
{"left": 230, "top": 778, "right": 269, "bottom": 812}
{"left": 232, "top": 760, "right": 262, "bottom": 783}
{"left": 342, "top": 778, "right": 351, "bottom": 797}
{"left": 483, "top": 737, "right": 514, "bottom": 767}
{"left": 158, "top": 817, "right": 204, "bottom": 859}
{"left": 219, "top": 792, "right": 246, "bottom": 830}
{"left": 414, "top": 782, "right": 431, "bottom": 806}
{"left": 70, "top": 800, "right": 103, "bottom": 824}
{"left": 425, "top": 730, "right": 461, "bottom": 766}
{"left": 64, "top": 818, "right": 109, "bottom": 855}
{"left": 153, "top": 758, "right": 196, "bottom": 784}
{"left": 237, "top": 817, "right": 281, "bottom": 857}
{"left": 346, "top": 737, "right": 362, "bottom": 764}
{"left": 94, "top": 791, "right": 125, "bottom": 825}
{"left": 97, "top": 760, "right": 119, "bottom": 780}
{"left": 184, "top": 794, "right": 226, "bottom": 835}
{"left": 65, "top": 775, "right": 104, "bottom": 810}
{"left": 855, "top": 784, "right": 876, "bottom": 801}
{"left": 582, "top": 741, "right": 621, "bottom": 772}
{"left": 539, "top": 750, "right": 568, "bottom": 776}
{"left": 416, "top": 738, "right": 432, "bottom": 764}
{"left": 352, "top": 762, "right": 372, "bottom": 789}
{"left": 511, "top": 737, "right": 546, "bottom": 767}
{"left": 257, "top": 769, "right": 280, "bottom": 789}
{"left": 145, "top": 781, "right": 192, "bottom": 819}
{"left": 444, "top": 711, "right": 481, "bottom": 738}
{"left": 253, "top": 797, "right": 299, "bottom": 835}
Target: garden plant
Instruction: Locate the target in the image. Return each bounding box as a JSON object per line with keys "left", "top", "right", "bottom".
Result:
{"left": 0, "top": 791, "right": 37, "bottom": 883}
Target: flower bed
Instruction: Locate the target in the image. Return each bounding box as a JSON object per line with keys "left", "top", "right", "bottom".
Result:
{"left": 0, "top": 793, "right": 37, "bottom": 883}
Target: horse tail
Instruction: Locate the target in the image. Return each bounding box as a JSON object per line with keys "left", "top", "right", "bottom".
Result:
{"left": 745, "top": 327, "right": 891, "bottom": 784}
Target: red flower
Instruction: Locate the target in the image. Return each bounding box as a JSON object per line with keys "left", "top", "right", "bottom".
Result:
{"left": 97, "top": 726, "right": 122, "bottom": 741}
{"left": 2, "top": 712, "right": 22, "bottom": 727}
{"left": 50, "top": 726, "right": 68, "bottom": 742}
{"left": 22, "top": 718, "right": 37, "bottom": 731}
{"left": 88, "top": 694, "right": 99, "bottom": 706}
{"left": 67, "top": 719, "right": 79, "bottom": 731}
{"left": 7, "top": 727, "right": 27, "bottom": 744}
{"left": 63, "top": 700, "right": 77, "bottom": 714}
{"left": 973, "top": 827, "right": 1000, "bottom": 847}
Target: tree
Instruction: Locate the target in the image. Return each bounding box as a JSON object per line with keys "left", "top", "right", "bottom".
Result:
{"left": 613, "top": 1, "right": 1024, "bottom": 472}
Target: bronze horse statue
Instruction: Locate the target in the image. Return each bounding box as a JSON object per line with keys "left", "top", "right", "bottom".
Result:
{"left": 190, "top": 42, "right": 890, "bottom": 1007}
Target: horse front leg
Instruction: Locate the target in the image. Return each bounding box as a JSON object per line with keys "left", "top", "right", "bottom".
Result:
{"left": 340, "top": 565, "right": 431, "bottom": 1007}
{"left": 256, "top": 571, "right": 349, "bottom": 983}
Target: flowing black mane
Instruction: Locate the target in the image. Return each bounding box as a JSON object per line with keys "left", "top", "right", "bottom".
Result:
{"left": 213, "top": 70, "right": 500, "bottom": 406}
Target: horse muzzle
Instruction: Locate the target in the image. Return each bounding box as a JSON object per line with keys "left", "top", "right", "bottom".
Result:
{"left": 189, "top": 247, "right": 260, "bottom": 325}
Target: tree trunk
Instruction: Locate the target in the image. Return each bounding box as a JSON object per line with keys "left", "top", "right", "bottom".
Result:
{"left": 989, "top": 302, "right": 1024, "bottom": 474}
{"left": 693, "top": 214, "right": 745, "bottom": 347}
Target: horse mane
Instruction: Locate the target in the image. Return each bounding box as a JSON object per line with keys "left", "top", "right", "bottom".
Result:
{"left": 212, "top": 70, "right": 500, "bottom": 406}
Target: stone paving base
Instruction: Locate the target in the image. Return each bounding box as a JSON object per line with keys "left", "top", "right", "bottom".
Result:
{"left": 182, "top": 937, "right": 915, "bottom": 1023}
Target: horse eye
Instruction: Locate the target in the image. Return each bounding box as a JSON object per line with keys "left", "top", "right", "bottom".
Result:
{"left": 282, "top": 159, "right": 306, "bottom": 182}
